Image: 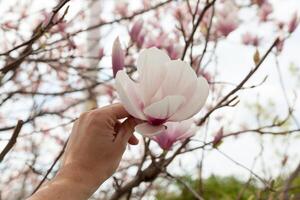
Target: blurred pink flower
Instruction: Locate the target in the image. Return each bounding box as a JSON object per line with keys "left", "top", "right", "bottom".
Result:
{"left": 42, "top": 10, "right": 67, "bottom": 34}
{"left": 166, "top": 44, "right": 181, "bottom": 59}
{"left": 216, "top": 4, "right": 239, "bottom": 37}
{"left": 197, "top": 70, "right": 212, "bottom": 83}
{"left": 153, "top": 119, "right": 196, "bottom": 150}
{"left": 259, "top": 2, "right": 273, "bottom": 21}
{"left": 130, "top": 19, "right": 144, "bottom": 43}
{"left": 145, "top": 33, "right": 182, "bottom": 59}
{"left": 2, "top": 21, "right": 17, "bottom": 30}
{"left": 212, "top": 128, "right": 224, "bottom": 148}
{"left": 276, "top": 38, "right": 284, "bottom": 52}
{"left": 242, "top": 33, "right": 261, "bottom": 46}
{"left": 115, "top": 48, "right": 209, "bottom": 136}
{"left": 216, "top": 17, "right": 238, "bottom": 37}
{"left": 112, "top": 37, "right": 125, "bottom": 77}
{"left": 288, "top": 12, "right": 299, "bottom": 33}
{"left": 252, "top": 0, "right": 267, "bottom": 6}
{"left": 136, "top": 34, "right": 145, "bottom": 48}
{"left": 277, "top": 21, "right": 285, "bottom": 30}
{"left": 115, "top": 2, "right": 128, "bottom": 17}
{"left": 98, "top": 48, "right": 104, "bottom": 59}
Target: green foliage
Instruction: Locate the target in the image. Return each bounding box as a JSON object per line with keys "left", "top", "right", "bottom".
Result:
{"left": 156, "top": 175, "right": 257, "bottom": 200}
{"left": 156, "top": 175, "right": 300, "bottom": 200}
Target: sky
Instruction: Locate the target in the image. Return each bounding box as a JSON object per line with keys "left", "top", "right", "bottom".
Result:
{"left": 197, "top": 0, "right": 300, "bottom": 179}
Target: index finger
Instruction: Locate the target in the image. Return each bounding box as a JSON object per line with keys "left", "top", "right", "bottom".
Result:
{"left": 108, "top": 103, "right": 131, "bottom": 119}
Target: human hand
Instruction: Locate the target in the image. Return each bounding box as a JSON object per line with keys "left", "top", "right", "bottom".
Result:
{"left": 29, "top": 104, "right": 139, "bottom": 200}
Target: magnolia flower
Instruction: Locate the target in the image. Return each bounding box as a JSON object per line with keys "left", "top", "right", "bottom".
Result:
{"left": 115, "top": 47, "right": 209, "bottom": 136}
{"left": 112, "top": 37, "right": 125, "bottom": 77}
{"left": 153, "top": 119, "right": 196, "bottom": 150}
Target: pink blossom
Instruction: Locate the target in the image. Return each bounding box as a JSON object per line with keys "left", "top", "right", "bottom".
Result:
{"left": 42, "top": 11, "right": 67, "bottom": 34}
{"left": 276, "top": 38, "right": 284, "bottom": 52}
{"left": 252, "top": 0, "right": 266, "bottom": 6}
{"left": 216, "top": 1, "right": 239, "bottom": 37}
{"left": 212, "top": 128, "right": 224, "bottom": 148}
{"left": 277, "top": 21, "right": 285, "bottom": 30}
{"left": 130, "top": 19, "right": 144, "bottom": 43}
{"left": 152, "top": 119, "right": 196, "bottom": 150}
{"left": 259, "top": 2, "right": 273, "bottom": 22}
{"left": 98, "top": 48, "right": 104, "bottom": 59}
{"left": 112, "top": 37, "right": 125, "bottom": 77}
{"left": 115, "top": 48, "right": 209, "bottom": 136}
{"left": 242, "top": 33, "right": 261, "bottom": 47}
{"left": 136, "top": 34, "right": 145, "bottom": 48}
{"left": 145, "top": 34, "right": 182, "bottom": 59}
{"left": 288, "top": 12, "right": 299, "bottom": 33}
{"left": 197, "top": 70, "right": 212, "bottom": 83}
{"left": 2, "top": 21, "right": 17, "bottom": 30}
{"left": 165, "top": 44, "right": 181, "bottom": 59}
{"left": 216, "top": 18, "right": 238, "bottom": 37}
{"left": 216, "top": 5, "right": 238, "bottom": 37}
{"left": 115, "top": 2, "right": 128, "bottom": 17}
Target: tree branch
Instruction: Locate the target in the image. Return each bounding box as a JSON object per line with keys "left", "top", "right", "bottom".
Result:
{"left": 0, "top": 120, "right": 23, "bottom": 162}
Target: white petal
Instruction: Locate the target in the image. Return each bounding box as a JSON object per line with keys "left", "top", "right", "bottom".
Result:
{"left": 169, "top": 77, "right": 209, "bottom": 121}
{"left": 137, "top": 47, "right": 170, "bottom": 74}
{"left": 137, "top": 47, "right": 170, "bottom": 105}
{"left": 135, "top": 123, "right": 165, "bottom": 137}
{"left": 143, "top": 95, "right": 185, "bottom": 120}
{"left": 161, "top": 60, "right": 197, "bottom": 96}
{"left": 115, "top": 71, "right": 146, "bottom": 120}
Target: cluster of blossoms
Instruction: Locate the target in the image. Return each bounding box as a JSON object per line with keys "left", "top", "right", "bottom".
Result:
{"left": 112, "top": 40, "right": 209, "bottom": 150}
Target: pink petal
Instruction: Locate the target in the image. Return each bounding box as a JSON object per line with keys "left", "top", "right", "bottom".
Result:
{"left": 169, "top": 77, "right": 209, "bottom": 121}
{"left": 143, "top": 95, "right": 185, "bottom": 121}
{"left": 152, "top": 132, "right": 175, "bottom": 150}
{"left": 135, "top": 123, "right": 165, "bottom": 137}
{"left": 115, "top": 71, "right": 146, "bottom": 120}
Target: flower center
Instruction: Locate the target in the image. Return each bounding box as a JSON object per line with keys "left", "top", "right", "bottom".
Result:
{"left": 148, "top": 117, "right": 166, "bottom": 126}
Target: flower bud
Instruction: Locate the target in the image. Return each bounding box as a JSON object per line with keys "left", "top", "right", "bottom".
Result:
{"left": 112, "top": 37, "right": 125, "bottom": 77}
{"left": 130, "top": 19, "right": 143, "bottom": 43}
{"left": 212, "top": 128, "right": 223, "bottom": 148}
{"left": 288, "top": 12, "right": 299, "bottom": 33}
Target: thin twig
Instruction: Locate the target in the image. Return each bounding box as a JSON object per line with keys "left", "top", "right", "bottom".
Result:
{"left": 198, "top": 38, "right": 280, "bottom": 126}
{"left": 181, "top": 0, "right": 217, "bottom": 60}
{"left": 31, "top": 140, "right": 68, "bottom": 195}
{"left": 165, "top": 171, "right": 205, "bottom": 200}
{"left": 0, "top": 120, "right": 23, "bottom": 162}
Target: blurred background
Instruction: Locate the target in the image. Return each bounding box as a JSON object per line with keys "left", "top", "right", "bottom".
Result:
{"left": 0, "top": 0, "right": 300, "bottom": 199}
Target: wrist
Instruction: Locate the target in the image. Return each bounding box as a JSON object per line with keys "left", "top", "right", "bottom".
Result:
{"left": 29, "top": 165, "right": 97, "bottom": 200}
{"left": 56, "top": 162, "right": 105, "bottom": 195}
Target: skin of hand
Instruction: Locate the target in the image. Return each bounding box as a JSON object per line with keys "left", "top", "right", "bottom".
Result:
{"left": 28, "top": 104, "right": 139, "bottom": 200}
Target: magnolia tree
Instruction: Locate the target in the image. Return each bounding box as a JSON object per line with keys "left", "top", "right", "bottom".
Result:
{"left": 0, "top": 0, "right": 300, "bottom": 199}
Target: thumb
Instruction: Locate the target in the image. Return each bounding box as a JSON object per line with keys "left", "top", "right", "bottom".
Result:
{"left": 115, "top": 117, "right": 138, "bottom": 145}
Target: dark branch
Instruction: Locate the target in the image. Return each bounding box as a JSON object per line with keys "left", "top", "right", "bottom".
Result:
{"left": 0, "top": 120, "right": 23, "bottom": 162}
